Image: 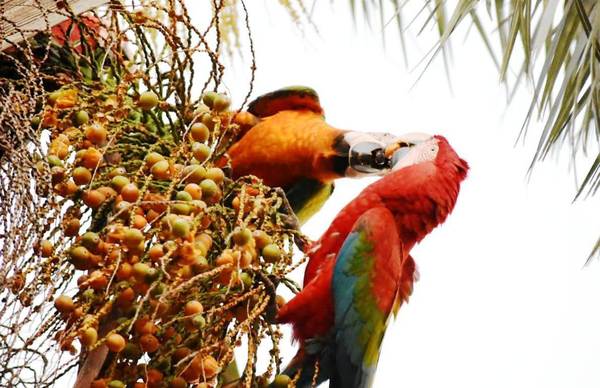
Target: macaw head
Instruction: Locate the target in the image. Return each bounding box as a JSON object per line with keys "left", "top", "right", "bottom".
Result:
{"left": 344, "top": 132, "right": 433, "bottom": 177}
{"left": 386, "top": 134, "right": 469, "bottom": 181}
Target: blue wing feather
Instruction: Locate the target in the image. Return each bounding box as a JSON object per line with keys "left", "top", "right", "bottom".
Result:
{"left": 332, "top": 207, "right": 403, "bottom": 388}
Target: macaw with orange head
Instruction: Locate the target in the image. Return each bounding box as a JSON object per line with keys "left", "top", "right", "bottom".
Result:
{"left": 228, "top": 86, "right": 402, "bottom": 224}
{"left": 276, "top": 134, "right": 469, "bottom": 387}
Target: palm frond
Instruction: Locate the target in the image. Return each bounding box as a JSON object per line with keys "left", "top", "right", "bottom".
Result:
{"left": 328, "top": 0, "right": 600, "bottom": 258}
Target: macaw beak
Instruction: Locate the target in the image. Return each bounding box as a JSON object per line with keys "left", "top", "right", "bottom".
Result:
{"left": 344, "top": 132, "right": 433, "bottom": 177}
{"left": 383, "top": 132, "right": 434, "bottom": 168}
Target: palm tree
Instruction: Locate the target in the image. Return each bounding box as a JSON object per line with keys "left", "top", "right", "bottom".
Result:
{"left": 270, "top": 0, "right": 600, "bottom": 258}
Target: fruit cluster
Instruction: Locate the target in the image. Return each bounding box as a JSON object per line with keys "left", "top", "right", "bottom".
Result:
{"left": 34, "top": 78, "right": 297, "bottom": 387}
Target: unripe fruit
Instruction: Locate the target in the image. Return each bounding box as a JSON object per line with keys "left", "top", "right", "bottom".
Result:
{"left": 72, "top": 167, "right": 92, "bottom": 185}
{"left": 151, "top": 160, "right": 170, "bottom": 179}
{"left": 81, "top": 232, "right": 100, "bottom": 249}
{"left": 70, "top": 245, "right": 91, "bottom": 262}
{"left": 190, "top": 122, "right": 209, "bottom": 142}
{"left": 171, "top": 218, "right": 191, "bottom": 238}
{"left": 202, "top": 91, "right": 218, "bottom": 108}
{"left": 272, "top": 374, "right": 291, "bottom": 388}
{"left": 145, "top": 152, "right": 165, "bottom": 167}
{"left": 262, "top": 244, "right": 281, "bottom": 263}
{"left": 252, "top": 230, "right": 272, "bottom": 250}
{"left": 182, "top": 165, "right": 206, "bottom": 183}
{"left": 73, "top": 110, "right": 89, "bottom": 126}
{"left": 80, "top": 327, "right": 98, "bottom": 347}
{"left": 54, "top": 294, "right": 75, "bottom": 313}
{"left": 232, "top": 227, "right": 252, "bottom": 246}
{"left": 212, "top": 94, "right": 231, "bottom": 112}
{"left": 199, "top": 179, "right": 219, "bottom": 198}
{"left": 133, "top": 262, "right": 151, "bottom": 279}
{"left": 138, "top": 91, "right": 159, "bottom": 110}
{"left": 191, "top": 142, "right": 211, "bottom": 162}
{"left": 110, "top": 175, "right": 130, "bottom": 191}
{"left": 123, "top": 228, "right": 144, "bottom": 248}
{"left": 105, "top": 333, "right": 126, "bottom": 352}
{"left": 205, "top": 167, "right": 224, "bottom": 184}
{"left": 175, "top": 191, "right": 193, "bottom": 202}
{"left": 107, "top": 380, "right": 126, "bottom": 388}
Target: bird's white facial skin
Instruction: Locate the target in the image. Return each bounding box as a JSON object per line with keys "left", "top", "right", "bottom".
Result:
{"left": 392, "top": 137, "right": 439, "bottom": 171}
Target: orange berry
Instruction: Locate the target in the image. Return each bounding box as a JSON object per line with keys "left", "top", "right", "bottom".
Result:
{"left": 85, "top": 123, "right": 107, "bottom": 144}
{"left": 139, "top": 333, "right": 160, "bottom": 353}
{"left": 39, "top": 239, "right": 53, "bottom": 257}
{"left": 183, "top": 183, "right": 202, "bottom": 200}
{"left": 81, "top": 147, "right": 102, "bottom": 169}
{"left": 148, "top": 244, "right": 164, "bottom": 262}
{"left": 184, "top": 300, "right": 203, "bottom": 316}
{"left": 72, "top": 167, "right": 92, "bottom": 186}
{"left": 121, "top": 183, "right": 139, "bottom": 202}
{"left": 54, "top": 294, "right": 75, "bottom": 313}
{"left": 80, "top": 327, "right": 98, "bottom": 348}
{"left": 82, "top": 190, "right": 107, "bottom": 209}
{"left": 132, "top": 214, "right": 148, "bottom": 229}
{"left": 151, "top": 160, "right": 171, "bottom": 179}
{"left": 105, "top": 333, "right": 126, "bottom": 352}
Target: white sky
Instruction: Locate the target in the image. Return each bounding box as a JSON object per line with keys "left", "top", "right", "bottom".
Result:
{"left": 203, "top": 2, "right": 600, "bottom": 387}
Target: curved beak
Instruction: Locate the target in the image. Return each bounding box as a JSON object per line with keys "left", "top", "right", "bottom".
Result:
{"left": 344, "top": 132, "right": 433, "bottom": 177}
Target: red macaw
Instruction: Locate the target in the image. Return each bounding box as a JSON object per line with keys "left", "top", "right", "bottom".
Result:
{"left": 228, "top": 86, "right": 401, "bottom": 225}
{"left": 276, "top": 134, "right": 469, "bottom": 387}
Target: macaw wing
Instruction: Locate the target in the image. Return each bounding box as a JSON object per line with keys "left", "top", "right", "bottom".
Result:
{"left": 247, "top": 86, "right": 323, "bottom": 118}
{"left": 332, "top": 207, "right": 408, "bottom": 388}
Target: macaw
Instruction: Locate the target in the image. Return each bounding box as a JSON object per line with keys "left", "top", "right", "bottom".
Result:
{"left": 276, "top": 134, "right": 469, "bottom": 387}
{"left": 228, "top": 86, "right": 401, "bottom": 225}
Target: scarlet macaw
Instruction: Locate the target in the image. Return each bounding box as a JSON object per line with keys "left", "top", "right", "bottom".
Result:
{"left": 228, "top": 86, "right": 401, "bottom": 225}
{"left": 276, "top": 134, "right": 469, "bottom": 387}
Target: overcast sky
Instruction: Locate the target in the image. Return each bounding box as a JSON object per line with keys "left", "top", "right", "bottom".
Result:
{"left": 187, "top": 2, "right": 600, "bottom": 387}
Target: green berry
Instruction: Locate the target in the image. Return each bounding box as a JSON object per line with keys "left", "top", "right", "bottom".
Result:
{"left": 70, "top": 246, "right": 90, "bottom": 262}
{"left": 212, "top": 94, "right": 231, "bottom": 112}
{"left": 108, "top": 380, "right": 126, "bottom": 388}
{"left": 171, "top": 218, "right": 191, "bottom": 238}
{"left": 272, "top": 374, "right": 291, "bottom": 388}
{"left": 192, "top": 314, "right": 206, "bottom": 329}
{"left": 262, "top": 244, "right": 281, "bottom": 263}
{"left": 239, "top": 272, "right": 252, "bottom": 288}
{"left": 192, "top": 142, "right": 211, "bottom": 162}
{"left": 190, "top": 122, "right": 210, "bottom": 142}
{"left": 202, "top": 91, "right": 218, "bottom": 108}
{"left": 110, "top": 175, "right": 130, "bottom": 191}
{"left": 48, "top": 155, "right": 63, "bottom": 167}
{"left": 30, "top": 116, "right": 41, "bottom": 128}
{"left": 73, "top": 110, "right": 89, "bottom": 126}
{"left": 200, "top": 179, "right": 219, "bottom": 198}
{"left": 176, "top": 191, "right": 193, "bottom": 202}
{"left": 138, "top": 91, "right": 159, "bottom": 111}
{"left": 232, "top": 227, "right": 252, "bottom": 246}
{"left": 171, "top": 203, "right": 192, "bottom": 215}
{"left": 81, "top": 232, "right": 100, "bottom": 249}
{"left": 123, "top": 228, "right": 144, "bottom": 248}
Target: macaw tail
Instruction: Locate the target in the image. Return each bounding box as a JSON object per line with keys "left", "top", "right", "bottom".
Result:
{"left": 276, "top": 344, "right": 333, "bottom": 388}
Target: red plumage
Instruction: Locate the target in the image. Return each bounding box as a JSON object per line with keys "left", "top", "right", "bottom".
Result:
{"left": 278, "top": 135, "right": 469, "bottom": 342}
